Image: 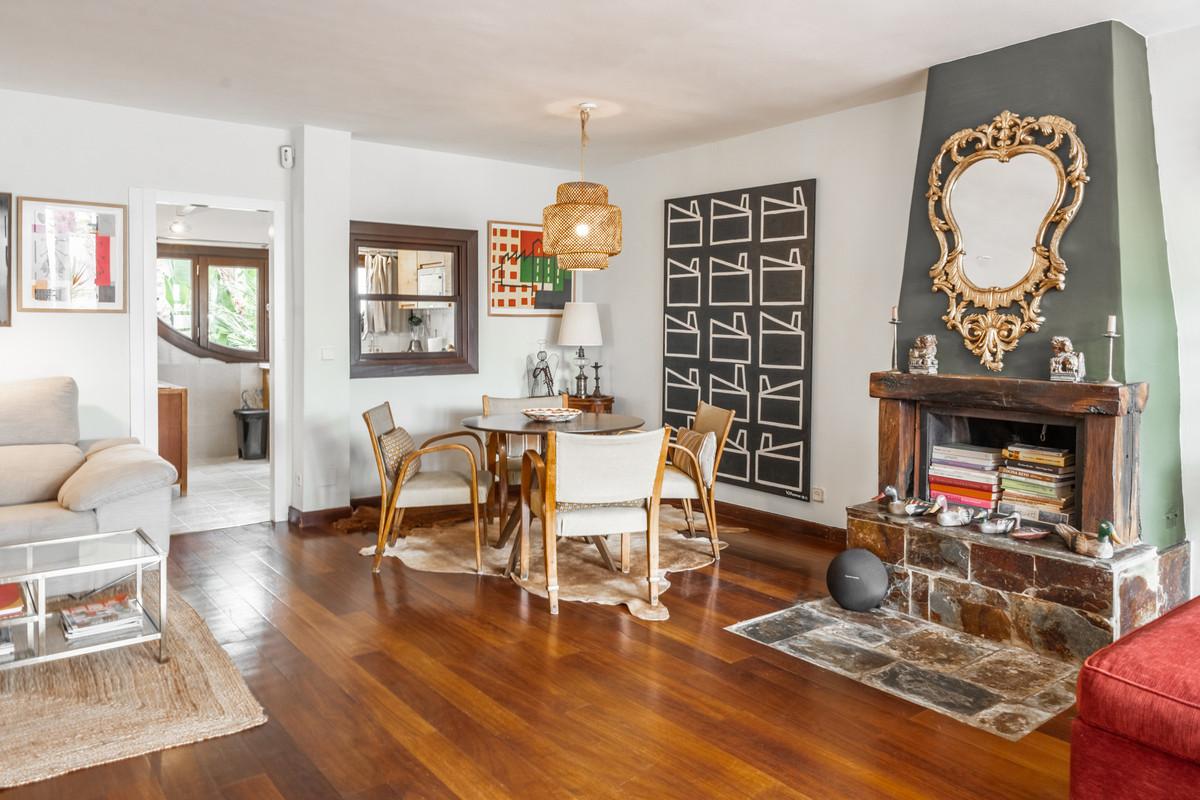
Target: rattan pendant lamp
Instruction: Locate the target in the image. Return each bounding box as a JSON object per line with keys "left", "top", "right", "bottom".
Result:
{"left": 542, "top": 103, "right": 622, "bottom": 271}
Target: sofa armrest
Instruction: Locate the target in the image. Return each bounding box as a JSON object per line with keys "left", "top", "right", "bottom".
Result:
{"left": 79, "top": 437, "right": 141, "bottom": 459}
{"left": 58, "top": 444, "right": 178, "bottom": 512}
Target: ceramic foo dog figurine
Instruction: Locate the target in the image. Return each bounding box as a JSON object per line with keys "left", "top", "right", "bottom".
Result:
{"left": 908, "top": 335, "right": 939, "bottom": 375}
{"left": 1049, "top": 336, "right": 1085, "bottom": 382}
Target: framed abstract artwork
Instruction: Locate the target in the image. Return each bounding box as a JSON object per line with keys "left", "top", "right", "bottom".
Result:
{"left": 17, "top": 196, "right": 128, "bottom": 313}
{"left": 487, "top": 220, "right": 574, "bottom": 317}
{"left": 0, "top": 193, "right": 10, "bottom": 326}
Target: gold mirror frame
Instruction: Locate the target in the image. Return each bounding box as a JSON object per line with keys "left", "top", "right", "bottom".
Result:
{"left": 927, "top": 110, "right": 1088, "bottom": 371}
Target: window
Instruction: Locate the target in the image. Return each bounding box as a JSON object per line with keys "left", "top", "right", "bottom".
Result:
{"left": 156, "top": 244, "right": 269, "bottom": 362}
{"left": 349, "top": 221, "right": 478, "bottom": 378}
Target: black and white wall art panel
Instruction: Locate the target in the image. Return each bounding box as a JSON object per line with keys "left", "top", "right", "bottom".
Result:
{"left": 662, "top": 179, "right": 815, "bottom": 500}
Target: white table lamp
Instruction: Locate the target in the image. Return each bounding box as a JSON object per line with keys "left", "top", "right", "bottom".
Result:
{"left": 557, "top": 302, "right": 603, "bottom": 397}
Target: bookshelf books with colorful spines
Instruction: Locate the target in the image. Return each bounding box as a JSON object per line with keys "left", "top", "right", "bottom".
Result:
{"left": 928, "top": 442, "right": 1004, "bottom": 513}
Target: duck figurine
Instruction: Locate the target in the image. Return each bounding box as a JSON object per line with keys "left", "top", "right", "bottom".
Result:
{"left": 878, "top": 485, "right": 908, "bottom": 516}
{"left": 937, "top": 500, "right": 980, "bottom": 527}
{"left": 979, "top": 511, "right": 1021, "bottom": 535}
{"left": 1053, "top": 520, "right": 1118, "bottom": 558}
{"left": 903, "top": 495, "right": 943, "bottom": 517}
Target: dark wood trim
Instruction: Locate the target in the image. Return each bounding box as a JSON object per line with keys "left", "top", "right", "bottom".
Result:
{"left": 349, "top": 221, "right": 478, "bottom": 379}
{"left": 288, "top": 505, "right": 354, "bottom": 528}
{"left": 713, "top": 500, "right": 847, "bottom": 546}
{"left": 156, "top": 244, "right": 270, "bottom": 363}
{"left": 0, "top": 192, "right": 10, "bottom": 328}
{"left": 869, "top": 372, "right": 1147, "bottom": 416}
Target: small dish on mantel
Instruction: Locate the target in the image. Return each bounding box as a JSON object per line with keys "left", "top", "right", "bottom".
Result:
{"left": 523, "top": 407, "right": 582, "bottom": 423}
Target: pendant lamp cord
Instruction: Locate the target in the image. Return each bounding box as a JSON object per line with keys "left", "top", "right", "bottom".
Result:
{"left": 579, "top": 106, "right": 590, "bottom": 181}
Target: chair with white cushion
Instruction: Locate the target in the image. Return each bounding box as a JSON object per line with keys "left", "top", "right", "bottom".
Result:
{"left": 481, "top": 393, "right": 568, "bottom": 522}
{"left": 363, "top": 403, "right": 490, "bottom": 574}
{"left": 659, "top": 401, "right": 735, "bottom": 559}
{"left": 519, "top": 427, "right": 669, "bottom": 615}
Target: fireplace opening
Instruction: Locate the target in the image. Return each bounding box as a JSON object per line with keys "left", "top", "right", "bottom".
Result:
{"left": 919, "top": 406, "right": 1080, "bottom": 525}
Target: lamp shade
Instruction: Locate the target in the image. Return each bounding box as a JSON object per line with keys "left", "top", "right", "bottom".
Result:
{"left": 542, "top": 182, "right": 622, "bottom": 271}
{"left": 557, "top": 302, "right": 603, "bottom": 347}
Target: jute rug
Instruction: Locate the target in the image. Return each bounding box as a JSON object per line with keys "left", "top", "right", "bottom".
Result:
{"left": 360, "top": 505, "right": 742, "bottom": 620}
{"left": 0, "top": 587, "right": 266, "bottom": 788}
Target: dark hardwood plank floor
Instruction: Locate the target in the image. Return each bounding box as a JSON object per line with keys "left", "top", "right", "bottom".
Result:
{"left": 7, "top": 511, "right": 1072, "bottom": 799}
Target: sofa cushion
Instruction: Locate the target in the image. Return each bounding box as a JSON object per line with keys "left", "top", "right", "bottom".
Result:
{"left": 0, "top": 444, "right": 85, "bottom": 506}
{"left": 1076, "top": 595, "right": 1200, "bottom": 763}
{"left": 0, "top": 501, "right": 97, "bottom": 547}
{"left": 57, "top": 444, "right": 178, "bottom": 512}
{"left": 0, "top": 376, "right": 79, "bottom": 446}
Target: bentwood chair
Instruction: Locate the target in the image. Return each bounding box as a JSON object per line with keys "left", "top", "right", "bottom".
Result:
{"left": 363, "top": 402, "right": 490, "bottom": 574}
{"left": 481, "top": 393, "right": 568, "bottom": 522}
{"left": 659, "top": 401, "right": 736, "bottom": 559}
{"left": 519, "top": 427, "right": 670, "bottom": 615}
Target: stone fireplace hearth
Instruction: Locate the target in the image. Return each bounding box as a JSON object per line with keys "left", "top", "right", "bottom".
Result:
{"left": 851, "top": 371, "right": 1191, "bottom": 662}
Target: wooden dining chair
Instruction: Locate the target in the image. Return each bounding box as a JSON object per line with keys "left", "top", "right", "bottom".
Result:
{"left": 659, "top": 401, "right": 736, "bottom": 559}
{"left": 519, "top": 427, "right": 670, "bottom": 615}
{"left": 481, "top": 393, "right": 568, "bottom": 522}
{"left": 363, "top": 402, "right": 490, "bottom": 573}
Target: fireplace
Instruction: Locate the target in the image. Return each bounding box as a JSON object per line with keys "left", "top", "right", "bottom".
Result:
{"left": 845, "top": 371, "right": 1190, "bottom": 662}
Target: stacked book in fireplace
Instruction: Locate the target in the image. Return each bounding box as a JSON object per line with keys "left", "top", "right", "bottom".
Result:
{"left": 927, "top": 443, "right": 1004, "bottom": 512}
{"left": 997, "top": 444, "right": 1076, "bottom": 524}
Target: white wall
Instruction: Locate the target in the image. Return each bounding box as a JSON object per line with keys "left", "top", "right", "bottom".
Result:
{"left": 0, "top": 89, "right": 289, "bottom": 438}
{"left": 347, "top": 141, "right": 575, "bottom": 498}
{"left": 1148, "top": 24, "right": 1200, "bottom": 592}
{"left": 589, "top": 93, "right": 925, "bottom": 528}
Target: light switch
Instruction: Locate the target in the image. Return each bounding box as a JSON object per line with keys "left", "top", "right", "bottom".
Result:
{"left": 320, "top": 346, "right": 336, "bottom": 361}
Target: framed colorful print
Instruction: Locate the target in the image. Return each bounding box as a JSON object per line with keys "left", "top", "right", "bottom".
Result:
{"left": 0, "top": 193, "right": 10, "bottom": 326}
{"left": 17, "top": 196, "right": 128, "bottom": 313}
{"left": 487, "top": 220, "right": 574, "bottom": 317}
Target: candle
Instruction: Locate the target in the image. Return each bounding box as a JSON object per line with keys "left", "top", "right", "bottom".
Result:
{"left": 890, "top": 305, "right": 899, "bottom": 322}
{"left": 1106, "top": 315, "right": 1118, "bottom": 335}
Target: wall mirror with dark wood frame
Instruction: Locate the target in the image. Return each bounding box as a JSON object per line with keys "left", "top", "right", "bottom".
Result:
{"left": 349, "top": 221, "right": 478, "bottom": 378}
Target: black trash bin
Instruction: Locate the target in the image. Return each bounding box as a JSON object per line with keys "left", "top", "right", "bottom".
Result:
{"left": 233, "top": 408, "right": 270, "bottom": 460}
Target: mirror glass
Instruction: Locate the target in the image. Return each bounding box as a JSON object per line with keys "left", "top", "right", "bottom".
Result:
{"left": 949, "top": 152, "right": 1058, "bottom": 289}
{"left": 355, "top": 247, "right": 454, "bottom": 296}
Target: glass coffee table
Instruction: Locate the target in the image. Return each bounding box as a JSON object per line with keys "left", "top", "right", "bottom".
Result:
{"left": 0, "top": 528, "right": 167, "bottom": 671}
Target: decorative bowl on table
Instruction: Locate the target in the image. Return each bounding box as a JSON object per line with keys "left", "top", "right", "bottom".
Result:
{"left": 522, "top": 407, "right": 582, "bottom": 423}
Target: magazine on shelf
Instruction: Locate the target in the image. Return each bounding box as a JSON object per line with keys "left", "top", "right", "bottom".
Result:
{"left": 0, "top": 626, "right": 13, "bottom": 658}
{"left": 60, "top": 594, "right": 143, "bottom": 640}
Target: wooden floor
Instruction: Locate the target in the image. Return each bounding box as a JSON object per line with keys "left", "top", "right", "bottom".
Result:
{"left": 9, "top": 511, "right": 1073, "bottom": 799}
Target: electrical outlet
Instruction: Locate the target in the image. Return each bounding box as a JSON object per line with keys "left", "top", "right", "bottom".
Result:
{"left": 811, "top": 487, "right": 826, "bottom": 503}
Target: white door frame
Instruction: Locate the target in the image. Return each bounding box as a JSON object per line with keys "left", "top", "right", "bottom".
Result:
{"left": 130, "top": 188, "right": 290, "bottom": 523}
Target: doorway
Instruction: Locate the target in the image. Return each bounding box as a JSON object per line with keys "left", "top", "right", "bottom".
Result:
{"left": 130, "top": 189, "right": 289, "bottom": 531}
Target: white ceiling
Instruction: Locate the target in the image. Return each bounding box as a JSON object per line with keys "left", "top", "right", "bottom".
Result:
{"left": 1, "top": 1, "right": 1197, "bottom": 168}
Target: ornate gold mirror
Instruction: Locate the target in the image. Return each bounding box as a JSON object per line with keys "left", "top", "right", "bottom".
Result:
{"left": 927, "top": 110, "right": 1088, "bottom": 371}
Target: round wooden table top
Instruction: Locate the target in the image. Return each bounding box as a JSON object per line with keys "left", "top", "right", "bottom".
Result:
{"left": 460, "top": 412, "right": 645, "bottom": 436}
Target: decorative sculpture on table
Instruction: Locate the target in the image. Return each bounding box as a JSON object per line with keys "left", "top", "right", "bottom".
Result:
{"left": 908, "top": 335, "right": 939, "bottom": 375}
{"left": 1049, "top": 336, "right": 1086, "bottom": 382}
{"left": 527, "top": 343, "right": 560, "bottom": 397}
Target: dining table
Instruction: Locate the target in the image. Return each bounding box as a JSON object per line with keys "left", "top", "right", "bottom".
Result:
{"left": 460, "top": 411, "right": 645, "bottom": 573}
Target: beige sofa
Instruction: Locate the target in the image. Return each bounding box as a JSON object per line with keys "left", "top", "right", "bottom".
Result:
{"left": 0, "top": 377, "right": 176, "bottom": 555}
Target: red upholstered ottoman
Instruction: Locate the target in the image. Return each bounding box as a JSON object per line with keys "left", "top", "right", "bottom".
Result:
{"left": 1071, "top": 595, "right": 1200, "bottom": 799}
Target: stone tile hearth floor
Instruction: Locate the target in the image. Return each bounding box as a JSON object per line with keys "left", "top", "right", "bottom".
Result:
{"left": 727, "top": 598, "right": 1078, "bottom": 740}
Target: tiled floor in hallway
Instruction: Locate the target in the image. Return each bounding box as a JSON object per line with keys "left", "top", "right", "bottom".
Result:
{"left": 170, "top": 457, "right": 271, "bottom": 533}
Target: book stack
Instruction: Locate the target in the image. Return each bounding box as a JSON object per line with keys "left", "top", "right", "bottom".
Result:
{"left": 0, "top": 583, "right": 26, "bottom": 621}
{"left": 998, "top": 444, "right": 1076, "bottom": 524}
{"left": 60, "top": 594, "right": 143, "bottom": 641}
{"left": 928, "top": 443, "right": 1004, "bottom": 511}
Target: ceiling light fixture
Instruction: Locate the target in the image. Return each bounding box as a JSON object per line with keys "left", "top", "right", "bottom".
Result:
{"left": 169, "top": 219, "right": 188, "bottom": 235}
{"left": 542, "top": 102, "right": 622, "bottom": 271}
